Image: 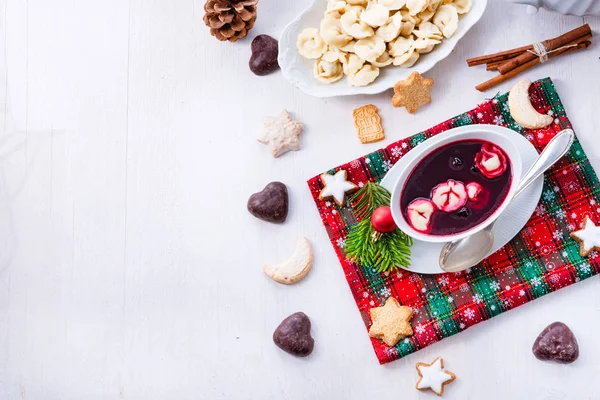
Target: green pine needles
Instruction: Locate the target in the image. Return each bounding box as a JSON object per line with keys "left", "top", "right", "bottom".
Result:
{"left": 344, "top": 182, "right": 413, "bottom": 273}
{"left": 351, "top": 180, "right": 392, "bottom": 220}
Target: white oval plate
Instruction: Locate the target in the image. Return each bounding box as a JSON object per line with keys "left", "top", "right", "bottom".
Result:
{"left": 380, "top": 125, "right": 543, "bottom": 274}
{"left": 279, "top": 0, "right": 487, "bottom": 98}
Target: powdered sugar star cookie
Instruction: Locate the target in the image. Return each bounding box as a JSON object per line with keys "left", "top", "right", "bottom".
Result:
{"left": 257, "top": 110, "right": 304, "bottom": 158}
{"left": 368, "top": 297, "right": 413, "bottom": 347}
{"left": 415, "top": 357, "right": 456, "bottom": 397}
{"left": 570, "top": 217, "right": 600, "bottom": 257}
{"left": 319, "top": 170, "right": 358, "bottom": 206}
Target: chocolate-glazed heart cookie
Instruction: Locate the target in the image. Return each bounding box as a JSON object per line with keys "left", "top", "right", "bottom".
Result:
{"left": 273, "top": 312, "right": 314, "bottom": 357}
{"left": 532, "top": 321, "right": 579, "bottom": 364}
{"left": 249, "top": 34, "right": 279, "bottom": 76}
{"left": 247, "top": 182, "right": 288, "bottom": 223}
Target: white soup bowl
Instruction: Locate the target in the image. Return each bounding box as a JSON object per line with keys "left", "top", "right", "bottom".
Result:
{"left": 390, "top": 125, "right": 523, "bottom": 243}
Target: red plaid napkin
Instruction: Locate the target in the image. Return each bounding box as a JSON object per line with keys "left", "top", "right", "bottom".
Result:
{"left": 307, "top": 78, "right": 600, "bottom": 364}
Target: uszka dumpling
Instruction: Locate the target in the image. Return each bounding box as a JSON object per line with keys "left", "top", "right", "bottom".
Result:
{"left": 427, "top": 0, "right": 444, "bottom": 12}
{"left": 393, "top": 48, "right": 420, "bottom": 67}
{"left": 341, "top": 10, "right": 374, "bottom": 39}
{"left": 326, "top": 0, "right": 349, "bottom": 15}
{"left": 433, "top": 4, "right": 459, "bottom": 38}
{"left": 314, "top": 57, "right": 344, "bottom": 84}
{"left": 360, "top": 3, "right": 390, "bottom": 27}
{"left": 399, "top": 10, "right": 417, "bottom": 36}
{"left": 378, "top": 0, "right": 407, "bottom": 11}
{"left": 348, "top": 63, "right": 380, "bottom": 86}
{"left": 320, "top": 15, "right": 353, "bottom": 47}
{"left": 343, "top": 53, "right": 366, "bottom": 76}
{"left": 388, "top": 35, "right": 414, "bottom": 57}
{"left": 375, "top": 13, "right": 403, "bottom": 42}
{"left": 354, "top": 36, "right": 386, "bottom": 62}
{"left": 416, "top": 8, "right": 435, "bottom": 22}
{"left": 450, "top": 0, "right": 472, "bottom": 14}
{"left": 371, "top": 51, "right": 393, "bottom": 67}
{"left": 322, "top": 47, "right": 348, "bottom": 64}
{"left": 339, "top": 40, "right": 357, "bottom": 52}
{"left": 406, "top": 0, "right": 428, "bottom": 16}
{"left": 413, "top": 21, "right": 443, "bottom": 40}
{"left": 413, "top": 37, "right": 440, "bottom": 53}
{"left": 297, "top": 28, "right": 328, "bottom": 59}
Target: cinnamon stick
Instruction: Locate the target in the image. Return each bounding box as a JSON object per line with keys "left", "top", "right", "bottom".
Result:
{"left": 476, "top": 40, "right": 591, "bottom": 92}
{"left": 497, "top": 24, "right": 591, "bottom": 75}
{"left": 467, "top": 45, "right": 532, "bottom": 67}
{"left": 496, "top": 32, "right": 591, "bottom": 73}
{"left": 486, "top": 57, "right": 518, "bottom": 71}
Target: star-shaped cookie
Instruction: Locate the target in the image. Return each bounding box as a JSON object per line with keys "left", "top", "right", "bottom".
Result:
{"left": 392, "top": 72, "right": 434, "bottom": 114}
{"left": 570, "top": 217, "right": 600, "bottom": 257}
{"left": 415, "top": 357, "right": 456, "bottom": 396}
{"left": 368, "top": 297, "right": 413, "bottom": 347}
{"left": 319, "top": 170, "right": 358, "bottom": 206}
{"left": 257, "top": 110, "right": 304, "bottom": 158}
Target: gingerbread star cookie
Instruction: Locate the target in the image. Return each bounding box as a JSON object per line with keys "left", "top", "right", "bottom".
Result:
{"left": 570, "top": 217, "right": 600, "bottom": 257}
{"left": 319, "top": 170, "right": 358, "bottom": 206}
{"left": 353, "top": 104, "right": 385, "bottom": 144}
{"left": 416, "top": 357, "right": 456, "bottom": 397}
{"left": 392, "top": 72, "right": 434, "bottom": 114}
{"left": 257, "top": 110, "right": 304, "bottom": 158}
{"left": 368, "top": 297, "right": 413, "bottom": 347}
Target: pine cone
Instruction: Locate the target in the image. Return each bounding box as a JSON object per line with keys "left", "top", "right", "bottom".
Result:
{"left": 203, "top": 0, "right": 259, "bottom": 42}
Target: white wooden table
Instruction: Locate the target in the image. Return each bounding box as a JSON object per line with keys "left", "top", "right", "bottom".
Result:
{"left": 1, "top": 1, "right": 599, "bottom": 399}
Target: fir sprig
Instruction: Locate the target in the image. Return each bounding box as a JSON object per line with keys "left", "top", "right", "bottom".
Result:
{"left": 349, "top": 181, "right": 391, "bottom": 220}
{"left": 344, "top": 182, "right": 413, "bottom": 273}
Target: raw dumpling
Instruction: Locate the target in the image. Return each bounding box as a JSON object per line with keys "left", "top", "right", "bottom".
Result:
{"left": 361, "top": 3, "right": 390, "bottom": 27}
{"left": 375, "top": 13, "right": 403, "bottom": 42}
{"left": 389, "top": 35, "right": 414, "bottom": 57}
{"left": 341, "top": 10, "right": 375, "bottom": 39}
{"left": 321, "top": 15, "right": 353, "bottom": 47}
{"left": 413, "top": 21, "right": 443, "bottom": 40}
{"left": 354, "top": 36, "right": 386, "bottom": 62}
{"left": 451, "top": 0, "right": 472, "bottom": 14}
{"left": 393, "top": 48, "right": 420, "bottom": 67}
{"left": 297, "top": 28, "right": 328, "bottom": 59}
{"left": 433, "top": 4, "right": 459, "bottom": 38}
{"left": 371, "top": 51, "right": 393, "bottom": 67}
{"left": 314, "top": 58, "right": 344, "bottom": 83}
{"left": 378, "top": 0, "right": 407, "bottom": 11}
{"left": 343, "top": 53, "right": 366, "bottom": 76}
{"left": 406, "top": 0, "right": 428, "bottom": 16}
{"left": 348, "top": 63, "right": 380, "bottom": 86}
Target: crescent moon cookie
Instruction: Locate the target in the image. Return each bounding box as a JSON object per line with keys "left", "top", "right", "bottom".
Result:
{"left": 508, "top": 78, "right": 553, "bottom": 129}
{"left": 263, "top": 237, "right": 313, "bottom": 285}
{"left": 570, "top": 217, "right": 600, "bottom": 257}
{"left": 368, "top": 297, "right": 414, "bottom": 346}
{"left": 319, "top": 170, "right": 359, "bottom": 206}
{"left": 415, "top": 357, "right": 456, "bottom": 396}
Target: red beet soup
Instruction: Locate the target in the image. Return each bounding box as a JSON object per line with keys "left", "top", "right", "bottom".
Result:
{"left": 401, "top": 139, "right": 512, "bottom": 236}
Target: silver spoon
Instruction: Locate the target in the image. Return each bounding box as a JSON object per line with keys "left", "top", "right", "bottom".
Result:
{"left": 439, "top": 129, "right": 575, "bottom": 273}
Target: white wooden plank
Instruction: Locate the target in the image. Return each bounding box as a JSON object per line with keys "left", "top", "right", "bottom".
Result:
{"left": 0, "top": 0, "right": 599, "bottom": 398}
{"left": 0, "top": 0, "right": 130, "bottom": 398}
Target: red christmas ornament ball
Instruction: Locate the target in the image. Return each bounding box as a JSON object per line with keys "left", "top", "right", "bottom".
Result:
{"left": 371, "top": 206, "right": 397, "bottom": 233}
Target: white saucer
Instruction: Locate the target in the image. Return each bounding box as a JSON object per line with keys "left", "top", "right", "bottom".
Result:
{"left": 380, "top": 125, "right": 544, "bottom": 275}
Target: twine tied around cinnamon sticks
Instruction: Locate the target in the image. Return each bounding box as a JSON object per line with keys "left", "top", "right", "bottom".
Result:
{"left": 467, "top": 24, "right": 592, "bottom": 91}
